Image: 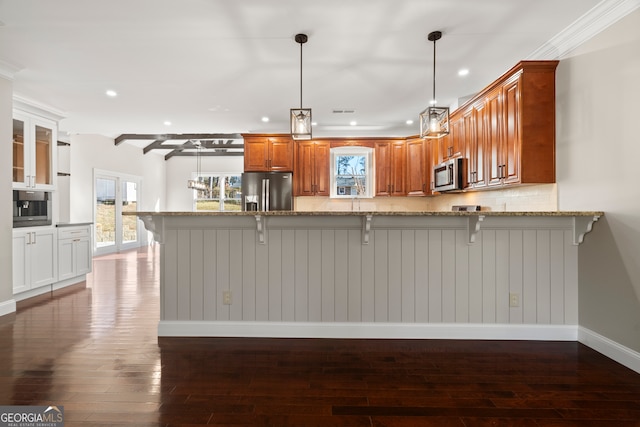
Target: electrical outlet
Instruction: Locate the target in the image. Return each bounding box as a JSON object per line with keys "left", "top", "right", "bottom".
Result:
{"left": 223, "top": 291, "right": 232, "bottom": 305}
{"left": 509, "top": 293, "right": 520, "bottom": 307}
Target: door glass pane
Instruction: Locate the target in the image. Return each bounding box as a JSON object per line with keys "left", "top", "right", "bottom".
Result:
{"left": 34, "top": 124, "right": 52, "bottom": 185}
{"left": 224, "top": 175, "right": 242, "bottom": 211}
{"left": 96, "top": 178, "right": 116, "bottom": 248}
{"left": 12, "top": 119, "right": 25, "bottom": 183}
{"left": 121, "top": 181, "right": 138, "bottom": 244}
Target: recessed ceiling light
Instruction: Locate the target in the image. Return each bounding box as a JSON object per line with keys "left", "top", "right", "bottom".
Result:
{"left": 406, "top": 119, "right": 414, "bottom": 125}
{"left": 458, "top": 68, "right": 470, "bottom": 76}
{"left": 106, "top": 90, "right": 117, "bottom": 97}
{"left": 311, "top": 122, "right": 318, "bottom": 126}
{"left": 350, "top": 121, "right": 357, "bottom": 126}
{"left": 261, "top": 117, "right": 269, "bottom": 122}
{"left": 164, "top": 121, "right": 172, "bottom": 126}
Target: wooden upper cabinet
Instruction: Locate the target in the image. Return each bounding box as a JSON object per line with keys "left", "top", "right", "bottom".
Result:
{"left": 243, "top": 134, "right": 294, "bottom": 172}
{"left": 375, "top": 140, "right": 406, "bottom": 196}
{"left": 294, "top": 140, "right": 329, "bottom": 196}
{"left": 406, "top": 137, "right": 430, "bottom": 196}
{"left": 439, "top": 116, "right": 463, "bottom": 161}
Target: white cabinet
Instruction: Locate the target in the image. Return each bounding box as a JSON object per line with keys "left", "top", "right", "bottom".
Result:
{"left": 13, "top": 111, "right": 57, "bottom": 190}
{"left": 13, "top": 227, "right": 57, "bottom": 294}
{"left": 57, "top": 225, "right": 92, "bottom": 281}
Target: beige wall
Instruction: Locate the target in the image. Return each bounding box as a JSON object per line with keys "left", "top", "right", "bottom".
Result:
{"left": 556, "top": 9, "right": 640, "bottom": 352}
{"left": 0, "top": 77, "right": 13, "bottom": 309}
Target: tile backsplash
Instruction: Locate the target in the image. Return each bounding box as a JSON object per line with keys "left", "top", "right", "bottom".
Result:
{"left": 294, "top": 184, "right": 558, "bottom": 212}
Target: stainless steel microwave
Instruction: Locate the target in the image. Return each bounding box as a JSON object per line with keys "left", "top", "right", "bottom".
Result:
{"left": 433, "top": 157, "right": 467, "bottom": 192}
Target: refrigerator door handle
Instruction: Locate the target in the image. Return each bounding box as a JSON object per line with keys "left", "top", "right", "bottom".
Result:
{"left": 265, "top": 179, "right": 270, "bottom": 211}
{"left": 261, "top": 179, "right": 266, "bottom": 211}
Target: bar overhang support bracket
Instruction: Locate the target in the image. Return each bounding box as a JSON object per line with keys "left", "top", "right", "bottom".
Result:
{"left": 362, "top": 214, "right": 373, "bottom": 245}
{"left": 573, "top": 215, "right": 600, "bottom": 245}
{"left": 467, "top": 215, "right": 485, "bottom": 244}
{"left": 255, "top": 215, "right": 266, "bottom": 245}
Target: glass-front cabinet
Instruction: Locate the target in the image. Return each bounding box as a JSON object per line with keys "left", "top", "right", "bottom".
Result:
{"left": 13, "top": 111, "right": 56, "bottom": 190}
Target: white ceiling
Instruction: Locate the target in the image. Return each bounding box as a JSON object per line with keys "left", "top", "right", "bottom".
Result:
{"left": 0, "top": 0, "right": 622, "bottom": 144}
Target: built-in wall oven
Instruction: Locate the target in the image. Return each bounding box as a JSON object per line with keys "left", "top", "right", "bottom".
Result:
{"left": 13, "top": 190, "right": 52, "bottom": 228}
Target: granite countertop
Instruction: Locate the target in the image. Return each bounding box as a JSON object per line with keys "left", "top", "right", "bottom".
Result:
{"left": 127, "top": 211, "right": 604, "bottom": 217}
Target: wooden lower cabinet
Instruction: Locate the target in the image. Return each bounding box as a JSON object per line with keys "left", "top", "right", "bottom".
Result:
{"left": 294, "top": 140, "right": 329, "bottom": 196}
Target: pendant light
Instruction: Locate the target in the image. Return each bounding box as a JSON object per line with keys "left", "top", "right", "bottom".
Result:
{"left": 187, "top": 140, "right": 207, "bottom": 191}
{"left": 290, "top": 33, "right": 312, "bottom": 140}
{"left": 419, "top": 31, "right": 449, "bottom": 139}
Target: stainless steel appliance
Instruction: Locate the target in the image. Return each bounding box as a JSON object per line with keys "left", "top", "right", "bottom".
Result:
{"left": 13, "top": 190, "right": 52, "bottom": 227}
{"left": 433, "top": 157, "right": 467, "bottom": 192}
{"left": 241, "top": 172, "right": 293, "bottom": 211}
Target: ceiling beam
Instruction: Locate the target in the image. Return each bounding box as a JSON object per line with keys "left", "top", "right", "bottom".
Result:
{"left": 115, "top": 133, "right": 242, "bottom": 145}
{"left": 164, "top": 151, "right": 244, "bottom": 161}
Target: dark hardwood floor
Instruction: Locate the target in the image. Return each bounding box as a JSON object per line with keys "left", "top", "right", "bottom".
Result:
{"left": 1, "top": 245, "right": 640, "bottom": 426}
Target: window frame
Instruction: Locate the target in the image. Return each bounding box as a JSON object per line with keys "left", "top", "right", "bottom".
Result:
{"left": 329, "top": 146, "right": 374, "bottom": 199}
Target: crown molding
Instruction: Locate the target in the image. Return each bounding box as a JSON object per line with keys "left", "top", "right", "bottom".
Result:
{"left": 0, "top": 59, "right": 22, "bottom": 81}
{"left": 527, "top": 0, "right": 640, "bottom": 60}
{"left": 13, "top": 93, "right": 66, "bottom": 121}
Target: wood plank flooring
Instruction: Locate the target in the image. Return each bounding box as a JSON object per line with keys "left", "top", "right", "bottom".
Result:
{"left": 1, "top": 245, "right": 640, "bottom": 426}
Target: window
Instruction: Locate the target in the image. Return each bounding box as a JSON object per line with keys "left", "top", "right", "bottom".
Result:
{"left": 330, "top": 146, "right": 373, "bottom": 198}
{"left": 193, "top": 174, "right": 242, "bottom": 211}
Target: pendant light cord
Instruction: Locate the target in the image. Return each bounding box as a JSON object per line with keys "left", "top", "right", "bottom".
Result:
{"left": 432, "top": 38, "right": 436, "bottom": 103}
{"left": 299, "top": 40, "right": 303, "bottom": 108}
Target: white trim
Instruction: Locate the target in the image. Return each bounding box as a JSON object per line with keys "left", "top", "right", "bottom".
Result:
{"left": 527, "top": 0, "right": 640, "bottom": 60}
{"left": 159, "top": 321, "right": 578, "bottom": 341}
{"left": 0, "top": 59, "right": 22, "bottom": 80}
{"left": 579, "top": 326, "right": 640, "bottom": 374}
{"left": 13, "top": 94, "right": 66, "bottom": 121}
{"left": 0, "top": 299, "right": 17, "bottom": 317}
{"left": 13, "top": 276, "right": 86, "bottom": 302}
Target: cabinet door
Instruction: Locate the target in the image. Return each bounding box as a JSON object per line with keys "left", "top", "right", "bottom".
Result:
{"left": 244, "top": 138, "right": 269, "bottom": 171}
{"left": 313, "top": 142, "right": 330, "bottom": 196}
{"left": 30, "top": 229, "right": 57, "bottom": 288}
{"left": 502, "top": 78, "right": 521, "bottom": 184}
{"left": 295, "top": 141, "right": 315, "bottom": 196}
{"left": 76, "top": 237, "right": 92, "bottom": 276}
{"left": 486, "top": 88, "right": 504, "bottom": 187}
{"left": 473, "top": 103, "right": 487, "bottom": 188}
{"left": 268, "top": 137, "right": 294, "bottom": 171}
{"left": 32, "top": 117, "right": 55, "bottom": 188}
{"left": 58, "top": 238, "right": 75, "bottom": 281}
{"left": 375, "top": 142, "right": 392, "bottom": 196}
{"left": 12, "top": 115, "right": 27, "bottom": 187}
{"left": 406, "top": 138, "right": 427, "bottom": 196}
{"left": 12, "top": 232, "right": 30, "bottom": 294}
{"left": 390, "top": 141, "right": 406, "bottom": 196}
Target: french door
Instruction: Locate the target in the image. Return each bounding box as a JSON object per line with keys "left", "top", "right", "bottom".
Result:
{"left": 94, "top": 170, "right": 142, "bottom": 255}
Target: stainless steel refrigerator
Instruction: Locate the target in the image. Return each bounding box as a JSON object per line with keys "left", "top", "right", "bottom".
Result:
{"left": 241, "top": 172, "right": 293, "bottom": 211}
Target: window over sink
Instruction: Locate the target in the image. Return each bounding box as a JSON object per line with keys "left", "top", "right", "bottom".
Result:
{"left": 330, "top": 146, "right": 373, "bottom": 198}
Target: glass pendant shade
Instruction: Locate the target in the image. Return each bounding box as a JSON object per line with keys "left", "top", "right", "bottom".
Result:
{"left": 290, "top": 108, "right": 312, "bottom": 140}
{"left": 419, "top": 106, "right": 450, "bottom": 138}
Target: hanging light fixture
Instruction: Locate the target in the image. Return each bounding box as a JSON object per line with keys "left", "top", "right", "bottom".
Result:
{"left": 290, "top": 33, "right": 312, "bottom": 140}
{"left": 420, "top": 31, "right": 449, "bottom": 139}
{"left": 187, "top": 140, "right": 207, "bottom": 191}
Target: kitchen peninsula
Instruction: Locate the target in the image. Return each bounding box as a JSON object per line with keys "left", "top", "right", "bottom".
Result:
{"left": 132, "top": 210, "right": 602, "bottom": 340}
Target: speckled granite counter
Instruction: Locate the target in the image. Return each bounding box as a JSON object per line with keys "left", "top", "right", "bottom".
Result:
{"left": 130, "top": 210, "right": 603, "bottom": 217}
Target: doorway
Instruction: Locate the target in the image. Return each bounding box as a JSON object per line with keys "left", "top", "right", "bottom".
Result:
{"left": 94, "top": 170, "right": 142, "bottom": 255}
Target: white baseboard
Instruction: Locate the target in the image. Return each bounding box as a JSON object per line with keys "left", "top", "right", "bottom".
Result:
{"left": 0, "top": 298, "right": 16, "bottom": 317}
{"left": 13, "top": 276, "right": 86, "bottom": 302}
{"left": 158, "top": 321, "right": 578, "bottom": 341}
{"left": 579, "top": 326, "right": 640, "bottom": 374}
